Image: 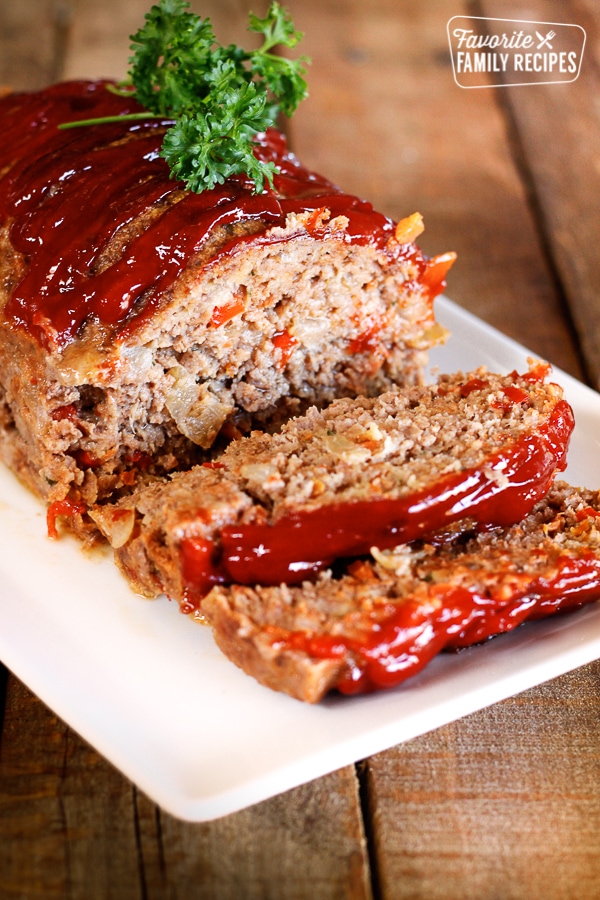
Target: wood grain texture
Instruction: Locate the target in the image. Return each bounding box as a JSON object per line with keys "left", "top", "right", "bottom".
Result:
{"left": 479, "top": 0, "right": 600, "bottom": 390}
{"left": 365, "top": 662, "right": 600, "bottom": 900}
{"left": 0, "top": 679, "right": 143, "bottom": 899}
{"left": 134, "top": 773, "right": 371, "bottom": 900}
{"left": 0, "top": 0, "right": 70, "bottom": 89}
{"left": 1, "top": 0, "right": 600, "bottom": 897}
{"left": 0, "top": 1, "right": 373, "bottom": 897}
{"left": 0, "top": 680, "right": 372, "bottom": 899}
{"left": 286, "top": 0, "right": 583, "bottom": 379}
{"left": 62, "top": 0, "right": 268, "bottom": 84}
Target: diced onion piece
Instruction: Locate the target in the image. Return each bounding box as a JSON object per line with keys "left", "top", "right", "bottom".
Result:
{"left": 165, "top": 367, "right": 233, "bottom": 449}
{"left": 290, "top": 318, "right": 329, "bottom": 349}
{"left": 122, "top": 346, "right": 156, "bottom": 377}
{"left": 370, "top": 544, "right": 424, "bottom": 576}
{"left": 421, "top": 323, "right": 450, "bottom": 345}
{"left": 58, "top": 343, "right": 114, "bottom": 384}
{"left": 358, "top": 422, "right": 384, "bottom": 443}
{"left": 322, "top": 431, "right": 371, "bottom": 463}
{"left": 240, "top": 463, "right": 284, "bottom": 491}
{"left": 89, "top": 506, "right": 136, "bottom": 549}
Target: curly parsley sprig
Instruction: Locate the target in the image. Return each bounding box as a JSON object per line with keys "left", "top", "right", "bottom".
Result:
{"left": 60, "top": 0, "right": 309, "bottom": 193}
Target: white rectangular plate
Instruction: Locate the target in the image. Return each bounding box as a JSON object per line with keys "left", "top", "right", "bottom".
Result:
{"left": 2, "top": 295, "right": 600, "bottom": 822}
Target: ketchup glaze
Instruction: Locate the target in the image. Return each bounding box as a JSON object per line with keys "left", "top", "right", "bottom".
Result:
{"left": 179, "top": 398, "right": 574, "bottom": 605}
{"left": 0, "top": 81, "right": 447, "bottom": 350}
{"left": 283, "top": 552, "right": 600, "bottom": 696}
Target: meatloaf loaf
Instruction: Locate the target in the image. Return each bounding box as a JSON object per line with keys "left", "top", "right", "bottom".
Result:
{"left": 0, "top": 80, "right": 454, "bottom": 527}
{"left": 202, "top": 481, "right": 600, "bottom": 702}
{"left": 94, "top": 364, "right": 574, "bottom": 605}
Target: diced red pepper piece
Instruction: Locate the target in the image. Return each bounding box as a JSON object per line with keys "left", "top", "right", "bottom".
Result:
{"left": 491, "top": 385, "right": 530, "bottom": 410}
{"left": 272, "top": 329, "right": 298, "bottom": 367}
{"left": 210, "top": 297, "right": 245, "bottom": 328}
{"left": 510, "top": 363, "right": 551, "bottom": 383}
{"left": 50, "top": 403, "right": 78, "bottom": 422}
{"left": 348, "top": 325, "right": 380, "bottom": 354}
{"left": 47, "top": 497, "right": 87, "bottom": 539}
{"left": 125, "top": 450, "right": 153, "bottom": 471}
{"left": 420, "top": 251, "right": 457, "bottom": 298}
{"left": 73, "top": 449, "right": 103, "bottom": 468}
{"left": 304, "top": 206, "right": 329, "bottom": 235}
{"left": 576, "top": 506, "right": 600, "bottom": 521}
{"left": 502, "top": 385, "right": 529, "bottom": 404}
{"left": 460, "top": 378, "right": 489, "bottom": 397}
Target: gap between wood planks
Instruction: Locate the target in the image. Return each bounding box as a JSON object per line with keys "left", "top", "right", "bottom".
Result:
{"left": 50, "top": 2, "right": 76, "bottom": 84}
{"left": 356, "top": 759, "right": 382, "bottom": 900}
{"left": 0, "top": 666, "right": 7, "bottom": 743}
{"left": 468, "top": 0, "right": 594, "bottom": 388}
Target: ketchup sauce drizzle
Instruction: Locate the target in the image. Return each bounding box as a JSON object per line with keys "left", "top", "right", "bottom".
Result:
{"left": 179, "top": 399, "right": 574, "bottom": 606}
{"left": 285, "top": 553, "right": 600, "bottom": 696}
{"left": 0, "top": 81, "right": 426, "bottom": 349}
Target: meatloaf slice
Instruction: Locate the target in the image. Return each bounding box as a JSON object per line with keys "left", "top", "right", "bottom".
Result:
{"left": 202, "top": 481, "right": 600, "bottom": 702}
{"left": 96, "top": 363, "right": 574, "bottom": 604}
{"left": 0, "top": 81, "right": 454, "bottom": 521}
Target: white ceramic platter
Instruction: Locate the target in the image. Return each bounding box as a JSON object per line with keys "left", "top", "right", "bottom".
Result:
{"left": 1, "top": 295, "right": 600, "bottom": 821}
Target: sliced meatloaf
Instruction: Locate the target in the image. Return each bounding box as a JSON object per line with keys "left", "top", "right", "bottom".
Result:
{"left": 0, "top": 81, "right": 454, "bottom": 524}
{"left": 95, "top": 363, "right": 574, "bottom": 605}
{"left": 202, "top": 481, "right": 600, "bottom": 702}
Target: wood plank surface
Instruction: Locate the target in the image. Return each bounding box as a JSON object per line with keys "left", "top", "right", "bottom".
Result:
{"left": 479, "top": 0, "right": 600, "bottom": 390}
{"left": 1, "top": 0, "right": 600, "bottom": 897}
{"left": 287, "top": 0, "right": 583, "bottom": 378}
{"left": 0, "top": 3, "right": 373, "bottom": 897}
{"left": 284, "top": 2, "right": 600, "bottom": 897}
{"left": 366, "top": 663, "right": 600, "bottom": 900}
{"left": 0, "top": 680, "right": 372, "bottom": 899}
{"left": 0, "top": 0, "right": 66, "bottom": 89}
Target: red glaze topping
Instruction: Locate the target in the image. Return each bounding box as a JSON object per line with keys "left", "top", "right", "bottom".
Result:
{"left": 0, "top": 81, "right": 439, "bottom": 350}
{"left": 180, "top": 536, "right": 227, "bottom": 606}
{"left": 179, "top": 399, "right": 574, "bottom": 604}
{"left": 282, "top": 553, "right": 600, "bottom": 696}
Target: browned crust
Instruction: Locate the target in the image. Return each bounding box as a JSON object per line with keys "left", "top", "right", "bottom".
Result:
{"left": 0, "top": 213, "right": 438, "bottom": 526}
{"left": 200, "top": 481, "right": 600, "bottom": 702}
{"left": 205, "top": 587, "right": 344, "bottom": 703}
{"left": 102, "top": 365, "right": 569, "bottom": 607}
{"left": 0, "top": 89, "right": 450, "bottom": 532}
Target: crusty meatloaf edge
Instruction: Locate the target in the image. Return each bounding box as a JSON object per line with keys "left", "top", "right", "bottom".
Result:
{"left": 201, "top": 482, "right": 600, "bottom": 702}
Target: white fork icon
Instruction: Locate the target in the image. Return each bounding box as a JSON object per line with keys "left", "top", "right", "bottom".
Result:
{"left": 536, "top": 29, "right": 556, "bottom": 49}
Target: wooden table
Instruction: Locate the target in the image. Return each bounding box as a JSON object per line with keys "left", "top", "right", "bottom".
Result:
{"left": 2, "top": 0, "right": 600, "bottom": 896}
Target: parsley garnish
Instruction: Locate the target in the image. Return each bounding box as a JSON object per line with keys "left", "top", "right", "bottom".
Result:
{"left": 60, "top": 0, "right": 309, "bottom": 194}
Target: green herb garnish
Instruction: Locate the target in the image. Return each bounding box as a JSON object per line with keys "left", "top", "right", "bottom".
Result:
{"left": 60, "top": 0, "right": 309, "bottom": 194}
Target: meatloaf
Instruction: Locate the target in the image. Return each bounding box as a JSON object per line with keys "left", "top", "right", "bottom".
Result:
{"left": 202, "top": 481, "right": 600, "bottom": 702}
{"left": 94, "top": 363, "right": 574, "bottom": 605}
{"left": 0, "top": 80, "right": 454, "bottom": 528}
